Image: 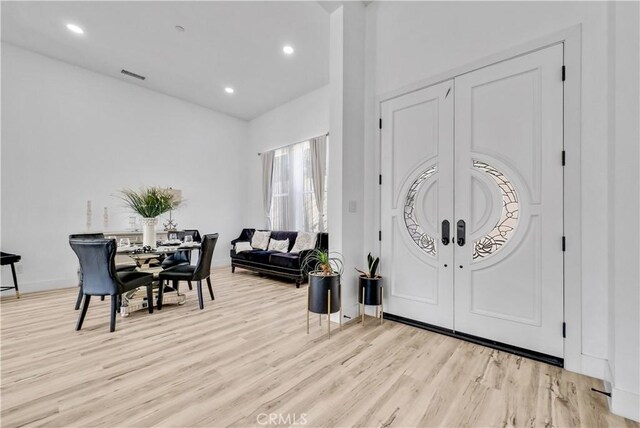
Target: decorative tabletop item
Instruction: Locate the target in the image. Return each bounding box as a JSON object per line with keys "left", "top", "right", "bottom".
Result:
{"left": 163, "top": 188, "right": 182, "bottom": 231}
{"left": 128, "top": 215, "right": 138, "bottom": 232}
{"left": 118, "top": 187, "right": 181, "bottom": 247}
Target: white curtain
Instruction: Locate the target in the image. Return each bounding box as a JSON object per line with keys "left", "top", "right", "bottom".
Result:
{"left": 269, "top": 135, "right": 328, "bottom": 232}
{"left": 261, "top": 151, "right": 275, "bottom": 229}
{"left": 271, "top": 150, "right": 290, "bottom": 230}
{"left": 309, "top": 135, "right": 327, "bottom": 232}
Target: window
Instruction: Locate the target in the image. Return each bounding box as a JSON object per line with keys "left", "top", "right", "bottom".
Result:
{"left": 270, "top": 139, "right": 327, "bottom": 232}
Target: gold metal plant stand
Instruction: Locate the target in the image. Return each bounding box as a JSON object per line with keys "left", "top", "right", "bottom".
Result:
{"left": 307, "top": 283, "right": 342, "bottom": 338}
{"left": 361, "top": 285, "right": 383, "bottom": 327}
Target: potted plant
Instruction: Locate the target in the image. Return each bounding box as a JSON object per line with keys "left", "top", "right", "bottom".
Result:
{"left": 118, "top": 187, "right": 181, "bottom": 247}
{"left": 302, "top": 249, "right": 343, "bottom": 335}
{"left": 356, "top": 253, "right": 383, "bottom": 324}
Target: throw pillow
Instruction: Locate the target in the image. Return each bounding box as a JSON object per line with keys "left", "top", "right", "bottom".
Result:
{"left": 235, "top": 241, "right": 253, "bottom": 253}
{"left": 251, "top": 231, "right": 271, "bottom": 250}
{"left": 268, "top": 238, "right": 289, "bottom": 253}
{"left": 290, "top": 231, "right": 317, "bottom": 254}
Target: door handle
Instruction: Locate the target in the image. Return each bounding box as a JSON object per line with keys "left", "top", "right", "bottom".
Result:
{"left": 457, "top": 220, "right": 466, "bottom": 246}
{"left": 441, "top": 220, "right": 450, "bottom": 245}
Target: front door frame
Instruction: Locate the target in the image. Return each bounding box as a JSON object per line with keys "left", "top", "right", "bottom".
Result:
{"left": 374, "top": 24, "right": 584, "bottom": 374}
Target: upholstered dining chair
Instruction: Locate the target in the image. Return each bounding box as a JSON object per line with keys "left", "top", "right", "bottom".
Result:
{"left": 69, "top": 238, "right": 154, "bottom": 332}
{"left": 182, "top": 229, "right": 202, "bottom": 243}
{"left": 70, "top": 233, "right": 136, "bottom": 310}
{"left": 160, "top": 229, "right": 202, "bottom": 289}
{"left": 158, "top": 233, "right": 218, "bottom": 310}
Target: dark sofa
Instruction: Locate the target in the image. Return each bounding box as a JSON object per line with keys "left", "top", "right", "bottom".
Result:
{"left": 230, "top": 229, "right": 328, "bottom": 287}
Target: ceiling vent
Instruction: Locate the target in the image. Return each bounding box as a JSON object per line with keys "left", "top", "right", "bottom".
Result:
{"left": 121, "top": 69, "right": 146, "bottom": 80}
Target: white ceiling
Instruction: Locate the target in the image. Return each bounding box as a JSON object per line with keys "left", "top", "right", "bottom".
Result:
{"left": 1, "top": 1, "right": 330, "bottom": 120}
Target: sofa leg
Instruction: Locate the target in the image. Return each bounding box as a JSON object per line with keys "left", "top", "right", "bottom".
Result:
{"left": 295, "top": 280, "right": 301, "bottom": 288}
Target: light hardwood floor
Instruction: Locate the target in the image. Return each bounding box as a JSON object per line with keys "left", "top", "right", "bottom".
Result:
{"left": 1, "top": 268, "right": 637, "bottom": 428}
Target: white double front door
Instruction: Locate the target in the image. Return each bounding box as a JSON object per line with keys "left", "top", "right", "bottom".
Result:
{"left": 380, "top": 44, "right": 564, "bottom": 358}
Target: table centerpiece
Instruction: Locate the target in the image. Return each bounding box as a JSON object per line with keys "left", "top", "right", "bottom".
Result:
{"left": 118, "top": 187, "right": 181, "bottom": 247}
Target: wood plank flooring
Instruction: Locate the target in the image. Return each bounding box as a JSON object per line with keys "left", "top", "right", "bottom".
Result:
{"left": 1, "top": 268, "right": 637, "bottom": 428}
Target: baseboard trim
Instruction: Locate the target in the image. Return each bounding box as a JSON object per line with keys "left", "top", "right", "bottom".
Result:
{"left": 331, "top": 302, "right": 359, "bottom": 323}
{"left": 3, "top": 277, "right": 77, "bottom": 294}
{"left": 604, "top": 360, "right": 614, "bottom": 391}
{"left": 611, "top": 387, "right": 640, "bottom": 422}
{"left": 579, "top": 354, "right": 608, "bottom": 380}
{"left": 212, "top": 259, "right": 231, "bottom": 268}
{"left": 383, "top": 312, "right": 564, "bottom": 367}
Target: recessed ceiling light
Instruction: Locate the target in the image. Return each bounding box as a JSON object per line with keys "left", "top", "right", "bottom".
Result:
{"left": 66, "top": 23, "right": 84, "bottom": 34}
{"left": 225, "top": 87, "right": 235, "bottom": 94}
{"left": 175, "top": 25, "right": 185, "bottom": 32}
{"left": 283, "top": 45, "right": 294, "bottom": 55}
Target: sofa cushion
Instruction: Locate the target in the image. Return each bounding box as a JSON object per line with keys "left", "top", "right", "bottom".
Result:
{"left": 290, "top": 231, "right": 317, "bottom": 254}
{"left": 234, "top": 250, "right": 276, "bottom": 264}
{"left": 251, "top": 231, "right": 271, "bottom": 250}
{"left": 267, "top": 238, "right": 289, "bottom": 253}
{"left": 235, "top": 241, "right": 253, "bottom": 253}
{"left": 269, "top": 231, "right": 299, "bottom": 251}
{"left": 269, "top": 253, "right": 301, "bottom": 270}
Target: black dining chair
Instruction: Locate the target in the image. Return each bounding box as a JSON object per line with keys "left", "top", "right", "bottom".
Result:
{"left": 160, "top": 229, "right": 202, "bottom": 289}
{"left": 165, "top": 229, "right": 202, "bottom": 244}
{"left": 70, "top": 233, "right": 137, "bottom": 310}
{"left": 158, "top": 233, "right": 218, "bottom": 310}
{"left": 69, "top": 238, "right": 154, "bottom": 332}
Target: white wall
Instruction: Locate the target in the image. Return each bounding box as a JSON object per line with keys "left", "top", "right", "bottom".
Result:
{"left": 364, "top": 0, "right": 611, "bottom": 368}
{"left": 606, "top": 1, "right": 639, "bottom": 421}
{"left": 245, "top": 84, "right": 330, "bottom": 228}
{"left": 328, "top": 3, "right": 366, "bottom": 321}
{"left": 1, "top": 43, "right": 248, "bottom": 292}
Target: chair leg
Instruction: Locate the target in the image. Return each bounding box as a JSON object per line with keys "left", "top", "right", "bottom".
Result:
{"left": 197, "top": 281, "right": 204, "bottom": 310}
{"left": 147, "top": 285, "right": 154, "bottom": 314}
{"left": 10, "top": 263, "right": 20, "bottom": 298}
{"left": 75, "top": 287, "right": 83, "bottom": 310}
{"left": 231, "top": 265, "right": 235, "bottom": 273}
{"left": 110, "top": 296, "right": 117, "bottom": 332}
{"left": 188, "top": 281, "right": 193, "bottom": 290}
{"left": 207, "top": 277, "right": 214, "bottom": 301}
{"left": 157, "top": 281, "right": 166, "bottom": 310}
{"left": 101, "top": 296, "right": 105, "bottom": 301}
{"left": 174, "top": 280, "right": 180, "bottom": 293}
{"left": 76, "top": 295, "right": 91, "bottom": 331}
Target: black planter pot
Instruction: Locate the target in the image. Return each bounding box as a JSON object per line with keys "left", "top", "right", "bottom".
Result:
{"left": 358, "top": 276, "right": 383, "bottom": 306}
{"left": 308, "top": 273, "right": 341, "bottom": 314}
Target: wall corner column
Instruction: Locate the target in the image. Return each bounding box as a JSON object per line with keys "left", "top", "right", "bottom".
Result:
{"left": 328, "top": 3, "right": 366, "bottom": 320}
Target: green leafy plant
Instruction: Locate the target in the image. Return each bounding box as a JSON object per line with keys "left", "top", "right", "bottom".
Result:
{"left": 302, "top": 249, "right": 344, "bottom": 276}
{"left": 118, "top": 187, "right": 181, "bottom": 218}
{"left": 355, "top": 252, "right": 380, "bottom": 278}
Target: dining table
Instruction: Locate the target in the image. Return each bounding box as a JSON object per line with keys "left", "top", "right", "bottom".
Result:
{"left": 115, "top": 241, "right": 201, "bottom": 316}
